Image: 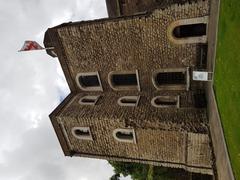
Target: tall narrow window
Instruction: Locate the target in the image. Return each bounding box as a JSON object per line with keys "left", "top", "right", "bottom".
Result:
{"left": 79, "top": 95, "right": 100, "bottom": 106}
{"left": 167, "top": 16, "right": 208, "bottom": 44}
{"left": 119, "top": 0, "right": 127, "bottom": 4}
{"left": 117, "top": 96, "right": 140, "bottom": 107}
{"left": 194, "top": 90, "right": 207, "bottom": 108}
{"left": 113, "top": 128, "right": 136, "bottom": 143}
{"left": 152, "top": 68, "right": 189, "bottom": 91}
{"left": 196, "top": 44, "right": 208, "bottom": 69}
{"left": 151, "top": 96, "right": 180, "bottom": 108}
{"left": 108, "top": 70, "right": 140, "bottom": 91}
{"left": 71, "top": 127, "right": 93, "bottom": 140}
{"left": 76, "top": 72, "right": 103, "bottom": 91}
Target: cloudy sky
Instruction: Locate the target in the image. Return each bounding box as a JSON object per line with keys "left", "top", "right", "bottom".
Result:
{"left": 0, "top": 0, "right": 130, "bottom": 179}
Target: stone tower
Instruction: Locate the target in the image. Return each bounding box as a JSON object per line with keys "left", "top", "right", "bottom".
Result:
{"left": 45, "top": 0, "right": 213, "bottom": 175}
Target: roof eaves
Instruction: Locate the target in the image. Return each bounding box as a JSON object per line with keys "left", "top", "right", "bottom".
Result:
{"left": 49, "top": 92, "right": 76, "bottom": 156}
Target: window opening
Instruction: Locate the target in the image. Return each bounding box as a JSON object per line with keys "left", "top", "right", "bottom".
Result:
{"left": 71, "top": 127, "right": 93, "bottom": 140}
{"left": 151, "top": 96, "right": 180, "bottom": 108}
{"left": 113, "top": 129, "right": 136, "bottom": 143}
{"left": 173, "top": 23, "right": 207, "bottom": 38}
{"left": 76, "top": 72, "right": 103, "bottom": 91}
{"left": 79, "top": 95, "right": 100, "bottom": 106}
{"left": 167, "top": 16, "right": 208, "bottom": 44}
{"left": 117, "top": 96, "right": 140, "bottom": 106}
{"left": 155, "top": 72, "right": 186, "bottom": 85}
{"left": 152, "top": 68, "right": 189, "bottom": 91}
{"left": 79, "top": 75, "right": 100, "bottom": 87}
{"left": 108, "top": 70, "right": 140, "bottom": 91}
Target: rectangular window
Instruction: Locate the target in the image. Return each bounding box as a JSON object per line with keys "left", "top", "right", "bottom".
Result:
{"left": 112, "top": 74, "right": 137, "bottom": 86}
{"left": 119, "top": 0, "right": 127, "bottom": 15}
{"left": 156, "top": 72, "right": 186, "bottom": 85}
{"left": 197, "top": 44, "right": 208, "bottom": 69}
{"left": 194, "top": 90, "right": 207, "bottom": 108}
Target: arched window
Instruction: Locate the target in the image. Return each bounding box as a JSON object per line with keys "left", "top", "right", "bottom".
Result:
{"left": 108, "top": 70, "right": 140, "bottom": 91}
{"left": 152, "top": 68, "right": 189, "bottom": 91}
{"left": 71, "top": 127, "right": 93, "bottom": 140}
{"left": 117, "top": 96, "right": 140, "bottom": 107}
{"left": 76, "top": 72, "right": 103, "bottom": 91}
{"left": 151, "top": 96, "right": 180, "bottom": 108}
{"left": 113, "top": 128, "right": 136, "bottom": 143}
{"left": 78, "top": 95, "right": 100, "bottom": 106}
{"left": 173, "top": 23, "right": 207, "bottom": 38}
{"left": 167, "top": 16, "right": 208, "bottom": 44}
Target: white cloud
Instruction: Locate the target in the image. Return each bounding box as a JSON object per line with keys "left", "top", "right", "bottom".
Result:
{"left": 0, "top": 0, "right": 116, "bottom": 179}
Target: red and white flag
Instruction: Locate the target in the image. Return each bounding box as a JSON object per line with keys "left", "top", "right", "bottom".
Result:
{"left": 19, "top": 41, "right": 44, "bottom": 52}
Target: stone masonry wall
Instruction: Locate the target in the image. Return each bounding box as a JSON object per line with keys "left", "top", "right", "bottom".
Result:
{"left": 56, "top": 1, "right": 210, "bottom": 94}
{"left": 118, "top": 0, "right": 209, "bottom": 16}
{"left": 48, "top": 1, "right": 213, "bottom": 174}
{"left": 61, "top": 92, "right": 208, "bottom": 132}
{"left": 56, "top": 93, "right": 212, "bottom": 173}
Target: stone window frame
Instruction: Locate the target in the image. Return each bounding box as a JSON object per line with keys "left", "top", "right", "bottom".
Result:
{"left": 113, "top": 128, "right": 136, "bottom": 143}
{"left": 108, "top": 70, "right": 141, "bottom": 91}
{"left": 71, "top": 127, "right": 93, "bottom": 141}
{"left": 167, "top": 16, "right": 208, "bottom": 44}
{"left": 117, "top": 96, "right": 140, "bottom": 107}
{"left": 75, "top": 72, "right": 103, "bottom": 91}
{"left": 78, "top": 95, "right": 100, "bottom": 106}
{"left": 152, "top": 67, "right": 190, "bottom": 91}
{"left": 151, "top": 95, "right": 180, "bottom": 108}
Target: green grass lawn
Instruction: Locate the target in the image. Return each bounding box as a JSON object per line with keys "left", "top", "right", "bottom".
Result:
{"left": 214, "top": 0, "right": 240, "bottom": 179}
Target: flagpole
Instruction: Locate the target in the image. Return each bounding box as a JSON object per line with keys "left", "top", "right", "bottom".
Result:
{"left": 18, "top": 47, "right": 55, "bottom": 52}
{"left": 45, "top": 47, "right": 55, "bottom": 50}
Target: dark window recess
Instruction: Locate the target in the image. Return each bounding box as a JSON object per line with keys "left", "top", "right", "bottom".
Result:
{"left": 194, "top": 90, "right": 207, "bottom": 108}
{"left": 74, "top": 129, "right": 90, "bottom": 137}
{"left": 79, "top": 75, "right": 100, "bottom": 87}
{"left": 136, "top": 0, "right": 140, "bottom": 5}
{"left": 119, "top": 0, "right": 126, "bottom": 15}
{"left": 121, "top": 99, "right": 137, "bottom": 104}
{"left": 196, "top": 44, "right": 208, "bottom": 69}
{"left": 119, "top": 0, "right": 126, "bottom": 4}
{"left": 81, "top": 98, "right": 96, "bottom": 103}
{"left": 156, "top": 72, "right": 186, "bottom": 85}
{"left": 112, "top": 74, "right": 138, "bottom": 86}
{"left": 192, "top": 173, "right": 213, "bottom": 180}
{"left": 154, "top": 98, "right": 177, "bottom": 106}
{"left": 119, "top": 5, "right": 124, "bottom": 15}
{"left": 173, "top": 23, "right": 207, "bottom": 38}
{"left": 116, "top": 131, "right": 133, "bottom": 140}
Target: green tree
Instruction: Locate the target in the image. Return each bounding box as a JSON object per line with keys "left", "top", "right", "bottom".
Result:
{"left": 110, "top": 173, "right": 120, "bottom": 180}
{"left": 108, "top": 161, "right": 192, "bottom": 180}
{"left": 109, "top": 161, "right": 149, "bottom": 180}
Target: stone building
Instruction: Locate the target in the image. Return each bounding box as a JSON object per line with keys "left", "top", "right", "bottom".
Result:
{"left": 44, "top": 0, "right": 213, "bottom": 175}
{"left": 105, "top": 0, "right": 207, "bottom": 17}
